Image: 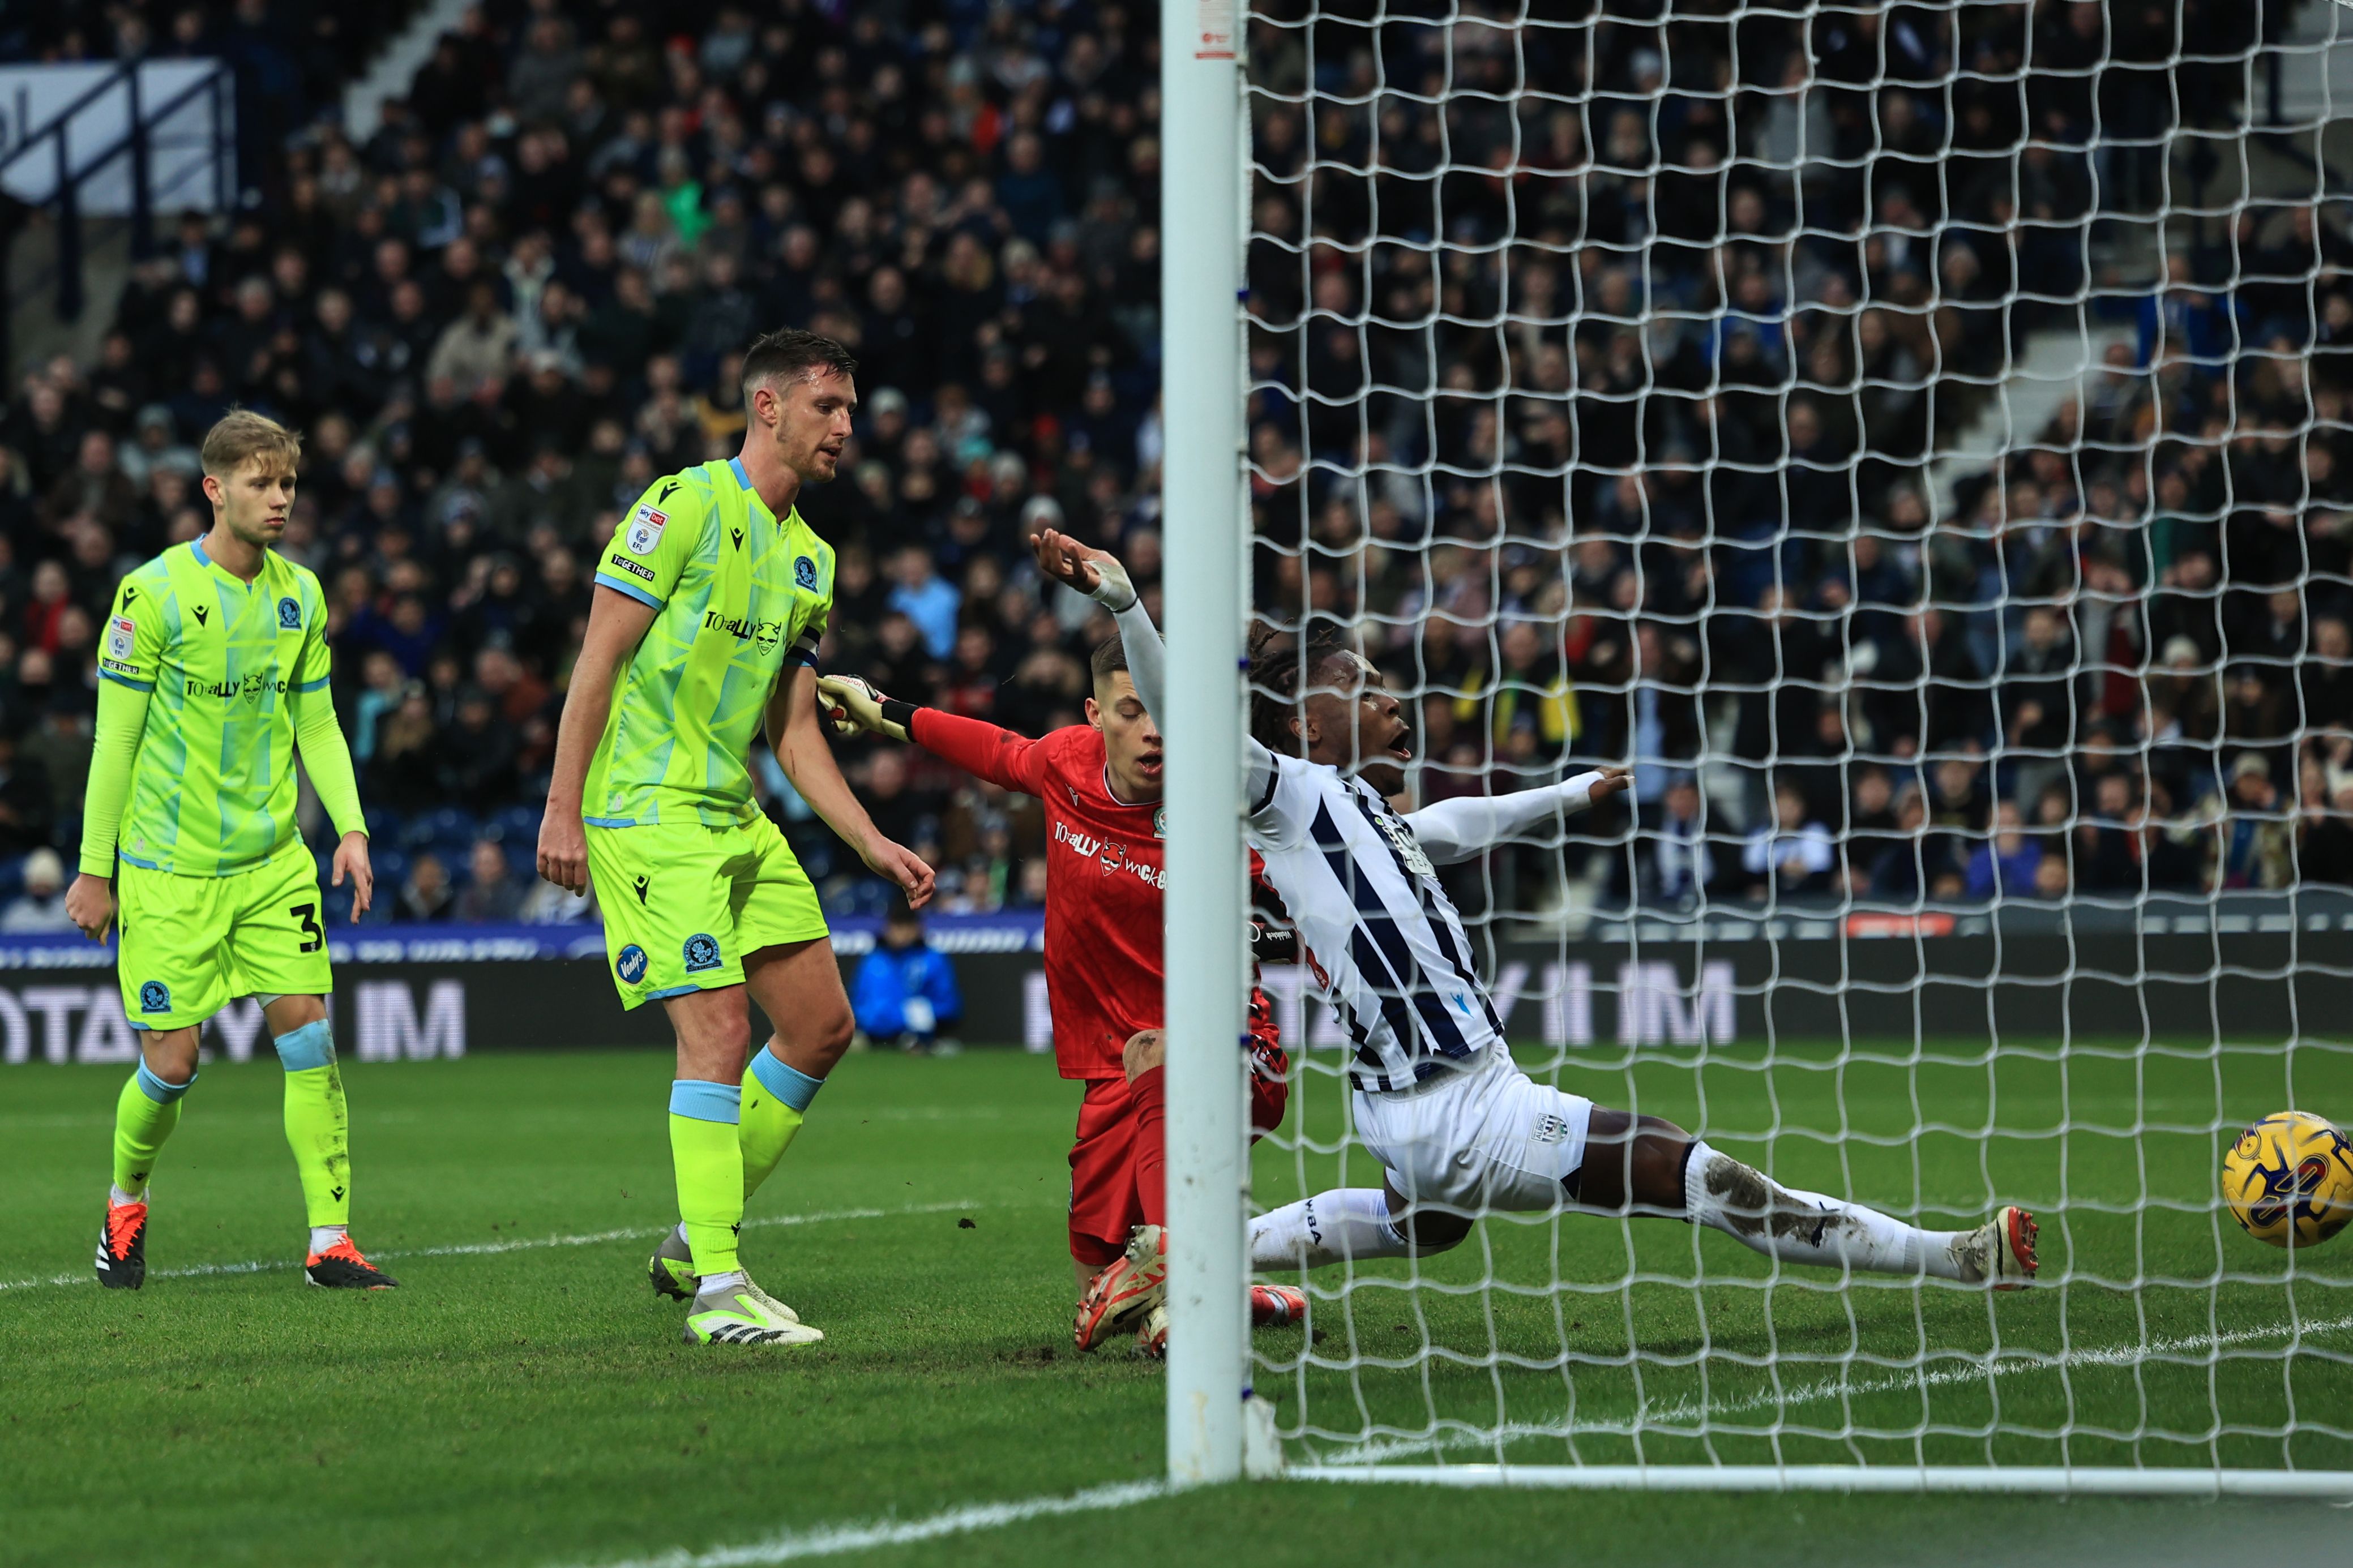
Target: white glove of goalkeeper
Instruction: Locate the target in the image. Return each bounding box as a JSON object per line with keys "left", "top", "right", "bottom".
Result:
{"left": 816, "top": 674, "right": 911, "bottom": 744}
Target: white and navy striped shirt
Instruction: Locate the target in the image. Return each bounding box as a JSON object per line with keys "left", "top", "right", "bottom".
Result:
{"left": 1102, "top": 594, "right": 1601, "bottom": 1094}
{"left": 1248, "top": 754, "right": 1507, "bottom": 1090}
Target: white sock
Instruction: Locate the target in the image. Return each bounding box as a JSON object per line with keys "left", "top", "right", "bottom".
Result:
{"left": 1248, "top": 1188, "right": 1417, "bottom": 1269}
{"left": 698, "top": 1269, "right": 747, "bottom": 1295}
{"left": 1682, "top": 1141, "right": 1965, "bottom": 1280}
{"left": 309, "top": 1226, "right": 349, "bottom": 1253}
{"left": 110, "top": 1184, "right": 144, "bottom": 1207}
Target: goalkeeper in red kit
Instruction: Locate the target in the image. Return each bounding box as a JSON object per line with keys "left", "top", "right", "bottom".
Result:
{"left": 819, "top": 545, "right": 1297, "bottom": 1356}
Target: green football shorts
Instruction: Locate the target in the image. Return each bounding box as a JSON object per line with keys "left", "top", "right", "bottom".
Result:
{"left": 116, "top": 839, "right": 333, "bottom": 1030}
{"left": 586, "top": 815, "right": 831, "bottom": 1008}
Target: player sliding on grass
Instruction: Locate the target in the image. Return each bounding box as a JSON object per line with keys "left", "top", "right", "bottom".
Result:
{"left": 1060, "top": 534, "right": 2040, "bottom": 1292}
{"left": 538, "top": 329, "right": 934, "bottom": 1348}
{"left": 818, "top": 543, "right": 1303, "bottom": 1356}
{"left": 69, "top": 409, "right": 387, "bottom": 1291}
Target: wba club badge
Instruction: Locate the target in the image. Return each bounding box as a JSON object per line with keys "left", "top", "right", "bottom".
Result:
{"left": 1376, "top": 810, "right": 1436, "bottom": 879}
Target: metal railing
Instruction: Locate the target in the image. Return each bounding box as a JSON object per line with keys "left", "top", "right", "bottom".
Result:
{"left": 0, "top": 58, "right": 234, "bottom": 367}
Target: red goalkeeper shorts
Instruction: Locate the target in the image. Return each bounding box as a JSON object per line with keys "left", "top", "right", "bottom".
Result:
{"left": 1066, "top": 996, "right": 1291, "bottom": 1265}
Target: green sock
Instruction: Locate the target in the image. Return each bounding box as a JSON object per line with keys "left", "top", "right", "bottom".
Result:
{"left": 281, "top": 1066, "right": 352, "bottom": 1228}
{"left": 741, "top": 1048, "right": 826, "bottom": 1200}
{"left": 670, "top": 1081, "right": 745, "bottom": 1277}
{"left": 273, "top": 1021, "right": 350, "bottom": 1227}
{"left": 112, "top": 1060, "right": 193, "bottom": 1196}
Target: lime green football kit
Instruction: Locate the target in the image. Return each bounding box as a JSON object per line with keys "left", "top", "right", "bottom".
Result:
{"left": 83, "top": 538, "right": 370, "bottom": 1243}
{"left": 587, "top": 458, "right": 840, "bottom": 1334}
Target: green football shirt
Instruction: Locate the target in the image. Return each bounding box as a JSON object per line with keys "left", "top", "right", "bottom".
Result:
{"left": 585, "top": 457, "right": 835, "bottom": 829}
{"left": 96, "top": 539, "right": 334, "bottom": 876}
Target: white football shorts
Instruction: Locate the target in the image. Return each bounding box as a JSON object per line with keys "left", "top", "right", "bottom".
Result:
{"left": 1352, "top": 1048, "right": 1594, "bottom": 1214}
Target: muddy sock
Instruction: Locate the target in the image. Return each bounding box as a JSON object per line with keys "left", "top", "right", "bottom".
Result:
{"left": 1682, "top": 1140, "right": 1965, "bottom": 1280}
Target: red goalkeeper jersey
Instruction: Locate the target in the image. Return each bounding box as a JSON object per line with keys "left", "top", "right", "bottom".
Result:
{"left": 909, "top": 710, "right": 1168, "bottom": 1081}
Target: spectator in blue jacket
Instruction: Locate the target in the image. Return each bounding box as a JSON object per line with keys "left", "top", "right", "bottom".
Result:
{"left": 852, "top": 903, "right": 962, "bottom": 1054}
{"left": 1965, "top": 801, "right": 2044, "bottom": 902}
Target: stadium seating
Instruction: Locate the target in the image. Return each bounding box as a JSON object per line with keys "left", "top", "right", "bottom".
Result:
{"left": 0, "top": 0, "right": 2340, "bottom": 931}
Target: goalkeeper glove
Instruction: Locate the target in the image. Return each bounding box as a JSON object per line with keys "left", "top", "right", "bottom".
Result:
{"left": 816, "top": 674, "right": 914, "bottom": 744}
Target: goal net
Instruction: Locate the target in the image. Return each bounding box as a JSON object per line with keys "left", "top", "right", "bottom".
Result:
{"left": 1229, "top": 0, "right": 2353, "bottom": 1488}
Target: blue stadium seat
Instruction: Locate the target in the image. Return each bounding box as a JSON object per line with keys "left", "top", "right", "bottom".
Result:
{"left": 493, "top": 804, "right": 542, "bottom": 845}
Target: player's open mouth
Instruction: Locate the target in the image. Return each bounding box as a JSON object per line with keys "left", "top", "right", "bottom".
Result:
{"left": 1384, "top": 735, "right": 1413, "bottom": 763}
{"left": 1137, "top": 754, "right": 1163, "bottom": 777}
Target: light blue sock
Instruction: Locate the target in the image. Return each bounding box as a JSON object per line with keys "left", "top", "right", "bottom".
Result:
{"left": 748, "top": 1048, "right": 824, "bottom": 1111}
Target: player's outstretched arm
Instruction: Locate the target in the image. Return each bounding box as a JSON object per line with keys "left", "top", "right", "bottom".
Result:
{"left": 1404, "top": 766, "right": 1632, "bottom": 866}
{"left": 770, "top": 663, "right": 937, "bottom": 909}
{"left": 1032, "top": 526, "right": 1296, "bottom": 821}
{"left": 289, "top": 684, "right": 375, "bottom": 920}
{"left": 819, "top": 673, "right": 1052, "bottom": 798}
{"left": 66, "top": 673, "right": 152, "bottom": 940}
{"left": 539, "top": 584, "right": 661, "bottom": 894}
{"left": 1032, "top": 528, "right": 1167, "bottom": 716}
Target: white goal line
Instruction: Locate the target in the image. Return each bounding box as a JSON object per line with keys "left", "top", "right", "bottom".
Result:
{"left": 1287, "top": 1464, "right": 2353, "bottom": 1497}
{"left": 568, "top": 1480, "right": 1170, "bottom": 1568}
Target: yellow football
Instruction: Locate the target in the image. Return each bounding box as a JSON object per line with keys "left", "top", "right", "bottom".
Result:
{"left": 2221, "top": 1111, "right": 2353, "bottom": 1248}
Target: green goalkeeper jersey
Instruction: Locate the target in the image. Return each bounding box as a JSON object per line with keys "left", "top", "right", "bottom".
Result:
{"left": 88, "top": 538, "right": 355, "bottom": 877}
{"left": 585, "top": 457, "right": 835, "bottom": 829}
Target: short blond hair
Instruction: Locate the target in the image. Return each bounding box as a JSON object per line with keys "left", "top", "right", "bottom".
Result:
{"left": 199, "top": 408, "right": 302, "bottom": 479}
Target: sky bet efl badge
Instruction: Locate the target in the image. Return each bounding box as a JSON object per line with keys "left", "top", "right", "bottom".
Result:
{"left": 108, "top": 615, "right": 135, "bottom": 661}
{"left": 624, "top": 504, "right": 666, "bottom": 555}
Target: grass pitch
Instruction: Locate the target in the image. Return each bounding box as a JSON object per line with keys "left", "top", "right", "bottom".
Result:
{"left": 3, "top": 1044, "right": 2350, "bottom": 1567}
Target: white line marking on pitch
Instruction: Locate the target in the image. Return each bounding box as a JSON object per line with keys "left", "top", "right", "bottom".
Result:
{"left": 570, "top": 1480, "right": 1169, "bottom": 1568}
{"left": 0, "top": 1199, "right": 982, "bottom": 1293}
{"left": 1312, "top": 1312, "right": 2353, "bottom": 1466}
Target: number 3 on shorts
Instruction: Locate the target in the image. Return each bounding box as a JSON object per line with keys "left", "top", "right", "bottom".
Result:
{"left": 291, "top": 902, "right": 324, "bottom": 953}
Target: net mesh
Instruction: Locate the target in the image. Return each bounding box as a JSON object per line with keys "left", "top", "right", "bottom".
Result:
{"left": 1240, "top": 0, "right": 2353, "bottom": 1474}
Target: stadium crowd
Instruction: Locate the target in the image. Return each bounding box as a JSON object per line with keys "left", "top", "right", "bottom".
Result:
{"left": 0, "top": 0, "right": 2342, "bottom": 930}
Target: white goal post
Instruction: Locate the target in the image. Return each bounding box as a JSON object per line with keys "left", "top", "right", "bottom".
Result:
{"left": 1160, "top": 0, "right": 1253, "bottom": 1488}
{"left": 1162, "top": 0, "right": 2353, "bottom": 1494}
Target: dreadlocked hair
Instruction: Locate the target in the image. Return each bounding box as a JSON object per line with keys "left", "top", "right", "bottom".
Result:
{"left": 1247, "top": 619, "right": 1353, "bottom": 755}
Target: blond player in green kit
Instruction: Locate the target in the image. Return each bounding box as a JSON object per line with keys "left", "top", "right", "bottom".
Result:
{"left": 66, "top": 410, "right": 387, "bottom": 1291}
{"left": 538, "top": 329, "right": 933, "bottom": 1347}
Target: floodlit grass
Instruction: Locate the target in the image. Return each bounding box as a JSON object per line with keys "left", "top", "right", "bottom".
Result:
{"left": 2, "top": 1044, "right": 2348, "bottom": 1567}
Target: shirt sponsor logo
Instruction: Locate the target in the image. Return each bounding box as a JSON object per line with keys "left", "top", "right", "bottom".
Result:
{"left": 185, "top": 672, "right": 291, "bottom": 700}
{"left": 606, "top": 554, "right": 658, "bottom": 584}
{"left": 108, "top": 616, "right": 136, "bottom": 660}
{"left": 1051, "top": 819, "right": 1165, "bottom": 890}
{"left": 701, "top": 610, "right": 785, "bottom": 651}
{"left": 625, "top": 505, "right": 667, "bottom": 555}
{"left": 615, "top": 944, "right": 648, "bottom": 984}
